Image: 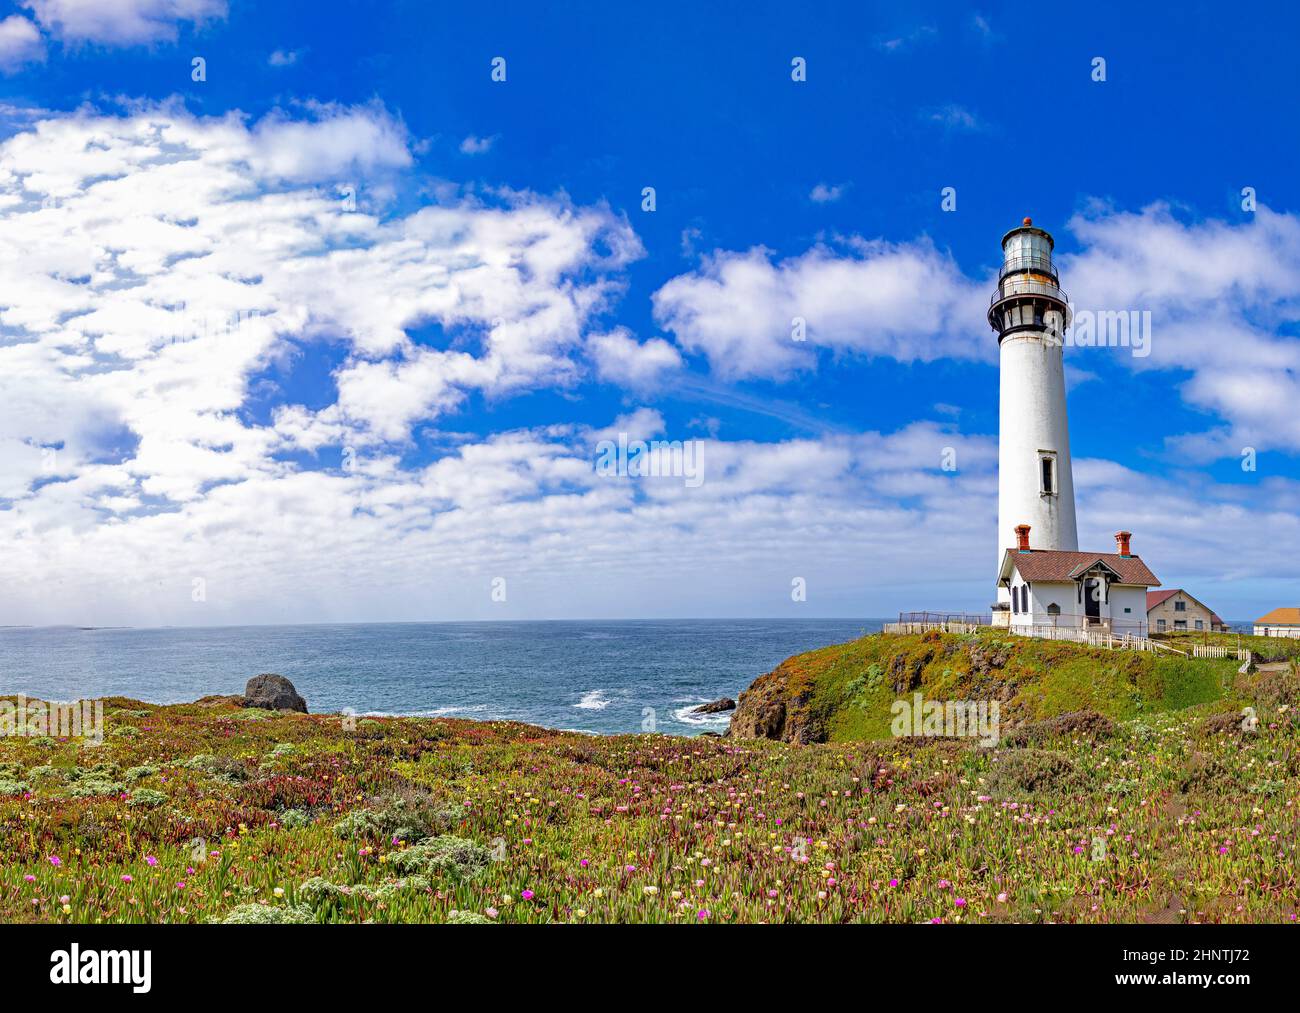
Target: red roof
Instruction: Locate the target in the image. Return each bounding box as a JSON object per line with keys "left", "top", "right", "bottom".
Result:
{"left": 1004, "top": 549, "right": 1160, "bottom": 586}
{"left": 1146, "top": 588, "right": 1224, "bottom": 623}
{"left": 1146, "top": 589, "right": 1178, "bottom": 610}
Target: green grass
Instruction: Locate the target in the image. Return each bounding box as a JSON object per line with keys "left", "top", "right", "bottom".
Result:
{"left": 1156, "top": 629, "right": 1300, "bottom": 663}
{"left": 783, "top": 631, "right": 1242, "bottom": 743}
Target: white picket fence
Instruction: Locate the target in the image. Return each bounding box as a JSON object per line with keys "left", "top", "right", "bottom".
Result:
{"left": 1190, "top": 643, "right": 1252, "bottom": 661}
{"left": 883, "top": 620, "right": 1187, "bottom": 656}
{"left": 1006, "top": 625, "right": 1187, "bottom": 656}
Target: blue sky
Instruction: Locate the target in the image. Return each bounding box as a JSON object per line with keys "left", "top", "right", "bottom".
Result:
{"left": 0, "top": 0, "right": 1297, "bottom": 625}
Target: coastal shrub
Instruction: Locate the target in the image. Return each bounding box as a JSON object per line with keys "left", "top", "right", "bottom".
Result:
{"left": 446, "top": 910, "right": 493, "bottom": 924}
{"left": 73, "top": 761, "right": 121, "bottom": 779}
{"left": 298, "top": 877, "right": 346, "bottom": 911}
{"left": 109, "top": 725, "right": 141, "bottom": 739}
{"left": 26, "top": 765, "right": 66, "bottom": 785}
{"left": 125, "top": 764, "right": 158, "bottom": 783}
{"left": 386, "top": 835, "right": 490, "bottom": 880}
{"left": 986, "top": 749, "right": 1080, "bottom": 795}
{"left": 333, "top": 808, "right": 384, "bottom": 840}
{"left": 370, "top": 876, "right": 433, "bottom": 902}
{"left": 218, "top": 903, "right": 313, "bottom": 925}
{"left": 68, "top": 778, "right": 126, "bottom": 797}
{"left": 279, "top": 808, "right": 313, "bottom": 829}
{"left": 333, "top": 787, "right": 458, "bottom": 843}
{"left": 0, "top": 778, "right": 30, "bottom": 795}
{"left": 183, "top": 753, "right": 249, "bottom": 781}
{"left": 127, "top": 788, "right": 168, "bottom": 808}
{"left": 234, "top": 708, "right": 277, "bottom": 721}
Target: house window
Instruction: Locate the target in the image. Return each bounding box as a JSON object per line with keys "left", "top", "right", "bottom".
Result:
{"left": 1123, "top": 607, "right": 1132, "bottom": 613}
{"left": 1195, "top": 620, "right": 1204, "bottom": 630}
{"left": 1157, "top": 619, "right": 1166, "bottom": 631}
{"left": 1174, "top": 600, "right": 1186, "bottom": 612}
{"left": 1039, "top": 453, "right": 1056, "bottom": 495}
{"left": 1174, "top": 620, "right": 1187, "bottom": 630}
{"left": 1047, "top": 603, "right": 1060, "bottom": 616}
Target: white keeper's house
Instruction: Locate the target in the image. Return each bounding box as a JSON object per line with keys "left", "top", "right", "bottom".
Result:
{"left": 987, "top": 218, "right": 1161, "bottom": 636}
{"left": 996, "top": 526, "right": 1160, "bottom": 636}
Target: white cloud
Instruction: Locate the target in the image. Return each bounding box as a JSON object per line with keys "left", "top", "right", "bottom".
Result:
{"left": 268, "top": 48, "right": 300, "bottom": 67}
{"left": 809, "top": 182, "right": 845, "bottom": 204}
{"left": 0, "top": 15, "right": 44, "bottom": 72}
{"left": 652, "top": 239, "right": 987, "bottom": 379}
{"left": 874, "top": 25, "right": 937, "bottom": 52}
{"left": 1061, "top": 203, "right": 1300, "bottom": 456}
{"left": 459, "top": 134, "right": 496, "bottom": 155}
{"left": 925, "top": 104, "right": 984, "bottom": 132}
{"left": 24, "top": 0, "right": 226, "bottom": 46}
{"left": 587, "top": 327, "right": 682, "bottom": 387}
{"left": 0, "top": 102, "right": 1295, "bottom": 625}
{"left": 0, "top": 100, "right": 642, "bottom": 525}
{"left": 247, "top": 101, "right": 413, "bottom": 182}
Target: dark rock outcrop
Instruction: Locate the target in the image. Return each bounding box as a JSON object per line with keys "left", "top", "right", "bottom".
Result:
{"left": 242, "top": 674, "right": 307, "bottom": 713}
{"left": 691, "top": 698, "right": 735, "bottom": 715}
{"left": 727, "top": 665, "right": 825, "bottom": 744}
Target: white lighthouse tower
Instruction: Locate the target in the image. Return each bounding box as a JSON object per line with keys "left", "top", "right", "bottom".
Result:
{"left": 990, "top": 218, "right": 1078, "bottom": 602}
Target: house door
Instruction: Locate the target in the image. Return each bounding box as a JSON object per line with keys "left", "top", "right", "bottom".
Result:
{"left": 1084, "top": 579, "right": 1100, "bottom": 622}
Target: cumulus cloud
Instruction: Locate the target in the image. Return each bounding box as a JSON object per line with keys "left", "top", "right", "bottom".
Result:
{"left": 0, "top": 15, "right": 45, "bottom": 72}
{"left": 1061, "top": 203, "right": 1300, "bottom": 456}
{"left": 459, "top": 134, "right": 496, "bottom": 155}
{"left": 809, "top": 182, "right": 844, "bottom": 204}
{"left": 23, "top": 0, "right": 225, "bottom": 46}
{"left": 0, "top": 100, "right": 641, "bottom": 529}
{"left": 652, "top": 238, "right": 988, "bottom": 379}
{"left": 587, "top": 327, "right": 682, "bottom": 387}
{"left": 1, "top": 99, "right": 1294, "bottom": 624}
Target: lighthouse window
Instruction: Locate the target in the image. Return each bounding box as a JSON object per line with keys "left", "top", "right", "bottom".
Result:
{"left": 1039, "top": 453, "right": 1056, "bottom": 495}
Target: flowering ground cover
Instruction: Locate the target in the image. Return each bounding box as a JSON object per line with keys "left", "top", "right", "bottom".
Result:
{"left": 1, "top": 633, "right": 1296, "bottom": 924}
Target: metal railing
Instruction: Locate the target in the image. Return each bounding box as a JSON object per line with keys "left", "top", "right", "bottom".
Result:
{"left": 999, "top": 255, "right": 1057, "bottom": 282}
{"left": 990, "top": 279, "right": 1069, "bottom": 307}
{"left": 897, "top": 611, "right": 992, "bottom": 626}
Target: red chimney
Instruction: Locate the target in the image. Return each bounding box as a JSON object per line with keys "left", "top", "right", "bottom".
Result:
{"left": 1115, "top": 530, "right": 1132, "bottom": 556}
{"left": 1015, "top": 524, "right": 1031, "bottom": 552}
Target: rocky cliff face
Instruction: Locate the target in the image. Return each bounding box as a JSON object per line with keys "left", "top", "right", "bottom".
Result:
{"left": 726, "top": 660, "right": 826, "bottom": 744}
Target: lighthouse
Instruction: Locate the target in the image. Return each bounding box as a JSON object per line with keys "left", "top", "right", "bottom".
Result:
{"left": 989, "top": 218, "right": 1078, "bottom": 600}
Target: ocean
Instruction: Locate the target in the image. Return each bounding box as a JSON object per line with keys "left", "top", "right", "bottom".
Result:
{"left": 0, "top": 619, "right": 882, "bottom": 735}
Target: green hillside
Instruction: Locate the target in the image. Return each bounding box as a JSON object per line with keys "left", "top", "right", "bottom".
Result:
{"left": 729, "top": 629, "right": 1243, "bottom": 743}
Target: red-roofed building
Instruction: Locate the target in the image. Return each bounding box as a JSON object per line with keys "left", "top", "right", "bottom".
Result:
{"left": 994, "top": 526, "right": 1159, "bottom": 635}
{"left": 1146, "top": 589, "right": 1228, "bottom": 633}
